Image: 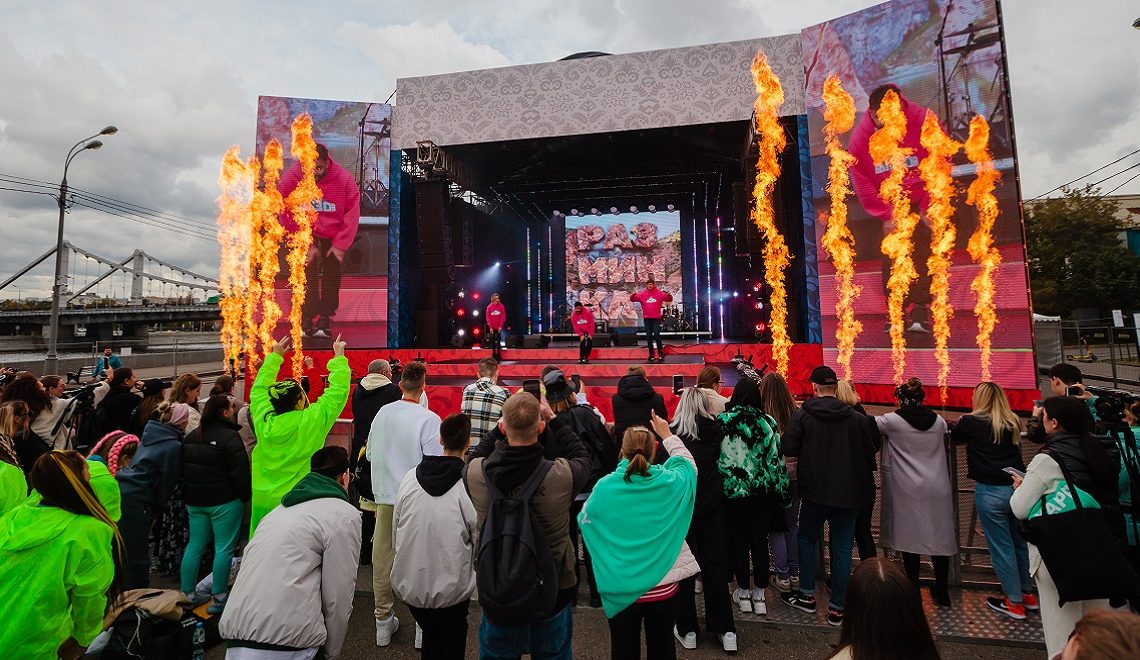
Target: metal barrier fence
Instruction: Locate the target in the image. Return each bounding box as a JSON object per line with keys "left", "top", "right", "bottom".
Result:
{"left": 1049, "top": 319, "right": 1140, "bottom": 390}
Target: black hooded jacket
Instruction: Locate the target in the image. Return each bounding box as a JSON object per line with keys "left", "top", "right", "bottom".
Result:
{"left": 351, "top": 380, "right": 401, "bottom": 459}
{"left": 610, "top": 374, "right": 667, "bottom": 444}
{"left": 99, "top": 384, "right": 140, "bottom": 435}
{"left": 1044, "top": 431, "right": 1121, "bottom": 508}
{"left": 416, "top": 455, "right": 465, "bottom": 496}
{"left": 677, "top": 415, "right": 724, "bottom": 517}
{"left": 782, "top": 396, "right": 876, "bottom": 509}
{"left": 181, "top": 419, "right": 251, "bottom": 506}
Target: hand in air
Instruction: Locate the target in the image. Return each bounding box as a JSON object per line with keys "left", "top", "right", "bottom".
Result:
{"left": 272, "top": 336, "right": 292, "bottom": 356}
{"left": 650, "top": 410, "right": 672, "bottom": 440}
{"left": 332, "top": 334, "right": 347, "bottom": 356}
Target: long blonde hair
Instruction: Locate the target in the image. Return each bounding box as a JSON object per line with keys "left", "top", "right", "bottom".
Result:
{"left": 836, "top": 380, "right": 860, "bottom": 407}
{"left": 971, "top": 382, "right": 1020, "bottom": 444}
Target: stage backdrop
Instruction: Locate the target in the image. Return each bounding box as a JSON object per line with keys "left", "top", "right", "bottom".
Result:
{"left": 801, "top": 0, "right": 1036, "bottom": 390}
{"left": 256, "top": 96, "right": 392, "bottom": 347}
{"left": 565, "top": 211, "right": 683, "bottom": 327}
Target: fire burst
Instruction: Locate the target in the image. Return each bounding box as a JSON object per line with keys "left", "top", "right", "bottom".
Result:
{"left": 283, "top": 114, "right": 321, "bottom": 378}
{"left": 869, "top": 90, "right": 919, "bottom": 385}
{"left": 216, "top": 148, "right": 256, "bottom": 370}
{"left": 918, "top": 112, "right": 961, "bottom": 402}
{"left": 750, "top": 50, "right": 793, "bottom": 376}
{"left": 249, "top": 140, "right": 285, "bottom": 360}
{"left": 821, "top": 75, "right": 861, "bottom": 380}
{"left": 965, "top": 116, "right": 1002, "bottom": 381}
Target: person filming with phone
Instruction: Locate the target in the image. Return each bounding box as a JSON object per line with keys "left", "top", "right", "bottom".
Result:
{"left": 1028, "top": 364, "right": 1098, "bottom": 444}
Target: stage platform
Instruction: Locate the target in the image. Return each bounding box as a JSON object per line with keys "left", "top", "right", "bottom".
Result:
{"left": 289, "top": 342, "right": 1041, "bottom": 420}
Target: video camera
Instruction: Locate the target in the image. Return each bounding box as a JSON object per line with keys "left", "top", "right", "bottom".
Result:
{"left": 1086, "top": 385, "right": 1137, "bottom": 430}
{"left": 61, "top": 381, "right": 102, "bottom": 410}
{"left": 731, "top": 348, "right": 770, "bottom": 384}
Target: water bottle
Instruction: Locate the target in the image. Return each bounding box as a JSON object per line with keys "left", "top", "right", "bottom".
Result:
{"left": 191, "top": 621, "right": 206, "bottom": 660}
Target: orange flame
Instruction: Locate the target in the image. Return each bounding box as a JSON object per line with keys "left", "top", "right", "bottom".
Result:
{"left": 918, "top": 111, "right": 961, "bottom": 403}
{"left": 820, "top": 75, "right": 861, "bottom": 380}
{"left": 216, "top": 147, "right": 256, "bottom": 370}
{"left": 284, "top": 114, "right": 320, "bottom": 378}
{"left": 964, "top": 116, "right": 1002, "bottom": 381}
{"left": 868, "top": 90, "right": 919, "bottom": 385}
{"left": 248, "top": 140, "right": 286, "bottom": 361}
{"left": 750, "top": 50, "right": 792, "bottom": 376}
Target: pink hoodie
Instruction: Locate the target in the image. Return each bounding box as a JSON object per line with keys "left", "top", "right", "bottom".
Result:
{"left": 485, "top": 302, "right": 506, "bottom": 330}
{"left": 570, "top": 307, "right": 595, "bottom": 337}
{"left": 629, "top": 287, "right": 672, "bottom": 319}
{"left": 279, "top": 155, "right": 362, "bottom": 251}
{"left": 847, "top": 92, "right": 932, "bottom": 223}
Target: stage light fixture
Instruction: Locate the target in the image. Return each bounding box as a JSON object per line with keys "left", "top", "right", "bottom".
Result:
{"left": 472, "top": 292, "right": 481, "bottom": 300}
{"left": 458, "top": 328, "right": 466, "bottom": 336}
{"left": 457, "top": 308, "right": 467, "bottom": 317}
{"left": 494, "top": 261, "right": 501, "bottom": 267}
{"left": 473, "top": 309, "right": 480, "bottom": 317}
{"left": 733, "top": 291, "right": 739, "bottom": 297}
{"left": 630, "top": 206, "right": 639, "bottom": 214}
{"left": 610, "top": 206, "right": 619, "bottom": 214}
{"left": 571, "top": 208, "right": 580, "bottom": 216}
{"left": 458, "top": 290, "right": 466, "bottom": 298}
{"left": 648, "top": 205, "right": 656, "bottom": 213}
{"left": 553, "top": 210, "right": 562, "bottom": 218}
{"left": 472, "top": 327, "right": 481, "bottom": 336}
{"left": 591, "top": 208, "right": 601, "bottom": 215}
{"left": 667, "top": 204, "right": 675, "bottom": 212}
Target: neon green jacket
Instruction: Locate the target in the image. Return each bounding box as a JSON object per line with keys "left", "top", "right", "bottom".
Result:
{"left": 24, "top": 458, "right": 121, "bottom": 523}
{"left": 0, "top": 503, "right": 115, "bottom": 658}
{"left": 248, "top": 352, "right": 351, "bottom": 533}
{"left": 0, "top": 461, "right": 25, "bottom": 518}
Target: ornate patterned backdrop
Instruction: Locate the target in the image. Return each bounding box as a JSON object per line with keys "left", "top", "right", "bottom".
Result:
{"left": 393, "top": 35, "right": 804, "bottom": 149}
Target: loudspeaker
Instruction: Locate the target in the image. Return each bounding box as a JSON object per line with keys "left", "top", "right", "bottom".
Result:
{"left": 343, "top": 225, "right": 387, "bottom": 276}
{"left": 522, "top": 334, "right": 550, "bottom": 349}
{"left": 415, "top": 179, "right": 450, "bottom": 273}
{"left": 614, "top": 332, "right": 639, "bottom": 347}
{"left": 507, "top": 334, "right": 524, "bottom": 349}
{"left": 414, "top": 311, "right": 440, "bottom": 348}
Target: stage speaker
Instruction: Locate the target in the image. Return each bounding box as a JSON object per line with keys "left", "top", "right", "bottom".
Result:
{"left": 614, "top": 332, "right": 639, "bottom": 347}
{"left": 414, "top": 311, "right": 440, "bottom": 348}
{"left": 522, "top": 334, "right": 550, "bottom": 349}
{"left": 343, "top": 225, "right": 387, "bottom": 276}
{"left": 415, "top": 179, "right": 450, "bottom": 275}
{"left": 507, "top": 334, "right": 524, "bottom": 349}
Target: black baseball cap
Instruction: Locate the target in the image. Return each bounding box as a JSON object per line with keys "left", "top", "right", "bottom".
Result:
{"left": 810, "top": 365, "right": 838, "bottom": 386}
{"left": 542, "top": 369, "right": 574, "bottom": 405}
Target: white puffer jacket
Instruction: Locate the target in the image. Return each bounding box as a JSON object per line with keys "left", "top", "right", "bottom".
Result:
{"left": 391, "top": 463, "right": 478, "bottom": 609}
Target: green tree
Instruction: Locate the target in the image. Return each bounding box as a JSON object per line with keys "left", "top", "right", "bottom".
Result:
{"left": 1025, "top": 186, "right": 1140, "bottom": 316}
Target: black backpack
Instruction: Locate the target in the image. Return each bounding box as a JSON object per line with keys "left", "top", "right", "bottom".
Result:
{"left": 564, "top": 406, "right": 617, "bottom": 486}
{"left": 476, "top": 459, "right": 558, "bottom": 625}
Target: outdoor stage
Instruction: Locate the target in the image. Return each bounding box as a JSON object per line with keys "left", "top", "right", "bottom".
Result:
{"left": 292, "top": 342, "right": 1040, "bottom": 422}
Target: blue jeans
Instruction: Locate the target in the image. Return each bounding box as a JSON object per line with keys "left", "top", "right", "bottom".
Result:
{"left": 797, "top": 499, "right": 857, "bottom": 611}
{"left": 975, "top": 483, "right": 1033, "bottom": 603}
{"left": 479, "top": 605, "right": 573, "bottom": 660}
{"left": 643, "top": 318, "right": 663, "bottom": 356}
{"left": 180, "top": 499, "right": 244, "bottom": 594}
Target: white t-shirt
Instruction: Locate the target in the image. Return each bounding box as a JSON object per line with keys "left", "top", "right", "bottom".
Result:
{"left": 366, "top": 400, "right": 443, "bottom": 505}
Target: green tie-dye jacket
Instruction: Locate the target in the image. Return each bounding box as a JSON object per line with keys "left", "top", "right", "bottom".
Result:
{"left": 716, "top": 405, "right": 790, "bottom": 505}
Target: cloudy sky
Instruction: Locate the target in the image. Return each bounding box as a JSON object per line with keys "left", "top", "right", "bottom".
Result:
{"left": 1, "top": 0, "right": 1137, "bottom": 298}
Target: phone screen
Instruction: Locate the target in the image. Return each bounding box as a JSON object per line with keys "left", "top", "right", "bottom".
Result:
{"left": 1065, "top": 385, "right": 1082, "bottom": 397}
{"left": 571, "top": 374, "right": 581, "bottom": 390}
{"left": 522, "top": 379, "right": 541, "bottom": 400}
{"left": 672, "top": 374, "right": 684, "bottom": 394}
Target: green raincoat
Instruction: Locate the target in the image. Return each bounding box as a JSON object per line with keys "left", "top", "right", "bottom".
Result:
{"left": 0, "top": 461, "right": 25, "bottom": 518}
{"left": 248, "top": 352, "right": 351, "bottom": 533}
{"left": 24, "top": 458, "right": 122, "bottom": 522}
{"left": 0, "top": 503, "right": 115, "bottom": 658}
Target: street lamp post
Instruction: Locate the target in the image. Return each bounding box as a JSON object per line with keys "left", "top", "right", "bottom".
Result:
{"left": 44, "top": 126, "right": 117, "bottom": 376}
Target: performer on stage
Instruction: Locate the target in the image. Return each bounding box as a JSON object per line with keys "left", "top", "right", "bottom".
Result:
{"left": 570, "top": 301, "right": 596, "bottom": 364}
{"left": 279, "top": 144, "right": 362, "bottom": 338}
{"left": 629, "top": 279, "right": 672, "bottom": 363}
{"left": 485, "top": 293, "right": 507, "bottom": 361}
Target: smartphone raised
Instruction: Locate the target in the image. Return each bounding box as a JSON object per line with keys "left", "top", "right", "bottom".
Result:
{"left": 1002, "top": 466, "right": 1026, "bottom": 480}
{"left": 1065, "top": 385, "right": 1083, "bottom": 397}
{"left": 672, "top": 374, "right": 684, "bottom": 395}
{"left": 571, "top": 374, "right": 581, "bottom": 391}
{"left": 522, "top": 379, "right": 541, "bottom": 400}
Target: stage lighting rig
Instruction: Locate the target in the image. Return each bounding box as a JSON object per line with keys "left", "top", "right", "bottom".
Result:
{"left": 630, "top": 206, "right": 639, "bottom": 214}
{"left": 610, "top": 206, "right": 619, "bottom": 214}
{"left": 648, "top": 205, "right": 656, "bottom": 213}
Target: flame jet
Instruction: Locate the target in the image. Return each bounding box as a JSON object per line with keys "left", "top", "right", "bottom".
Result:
{"left": 750, "top": 50, "right": 793, "bottom": 376}
{"left": 869, "top": 90, "right": 920, "bottom": 385}
{"left": 247, "top": 140, "right": 286, "bottom": 360}
{"left": 965, "top": 116, "right": 1002, "bottom": 382}
{"left": 216, "top": 148, "right": 256, "bottom": 370}
{"left": 918, "top": 112, "right": 961, "bottom": 402}
{"left": 821, "top": 76, "right": 862, "bottom": 380}
{"left": 283, "top": 115, "right": 321, "bottom": 378}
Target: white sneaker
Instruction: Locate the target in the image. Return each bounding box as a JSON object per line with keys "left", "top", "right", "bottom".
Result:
{"left": 720, "top": 631, "right": 738, "bottom": 652}
{"left": 375, "top": 614, "right": 399, "bottom": 647}
{"left": 674, "top": 626, "right": 697, "bottom": 650}
{"left": 414, "top": 623, "right": 423, "bottom": 649}
{"left": 733, "top": 587, "right": 753, "bottom": 614}
{"left": 751, "top": 586, "right": 766, "bottom": 615}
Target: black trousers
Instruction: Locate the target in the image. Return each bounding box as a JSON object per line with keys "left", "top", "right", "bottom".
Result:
{"left": 408, "top": 600, "right": 470, "bottom": 660}
{"left": 724, "top": 497, "right": 771, "bottom": 589}
{"left": 303, "top": 236, "right": 343, "bottom": 328}
{"left": 607, "top": 593, "right": 678, "bottom": 660}
{"left": 643, "top": 318, "right": 663, "bottom": 356}
{"left": 568, "top": 499, "right": 599, "bottom": 601}
{"left": 855, "top": 487, "right": 877, "bottom": 560}
{"left": 677, "top": 509, "right": 735, "bottom": 636}
{"left": 119, "top": 501, "right": 154, "bottom": 589}
{"left": 579, "top": 334, "right": 593, "bottom": 361}
{"left": 901, "top": 552, "right": 950, "bottom": 591}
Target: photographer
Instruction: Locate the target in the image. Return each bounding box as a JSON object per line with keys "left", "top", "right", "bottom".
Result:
{"left": 1029, "top": 364, "right": 1098, "bottom": 444}
{"left": 0, "top": 372, "right": 75, "bottom": 450}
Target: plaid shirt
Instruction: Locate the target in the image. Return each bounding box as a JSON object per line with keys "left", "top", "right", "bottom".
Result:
{"left": 461, "top": 378, "right": 510, "bottom": 442}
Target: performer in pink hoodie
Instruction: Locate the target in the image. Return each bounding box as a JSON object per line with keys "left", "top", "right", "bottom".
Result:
{"left": 570, "top": 301, "right": 596, "bottom": 364}
{"left": 847, "top": 84, "right": 934, "bottom": 333}
{"left": 629, "top": 279, "right": 672, "bottom": 363}
{"left": 279, "top": 144, "right": 362, "bottom": 338}
{"left": 485, "top": 293, "right": 507, "bottom": 361}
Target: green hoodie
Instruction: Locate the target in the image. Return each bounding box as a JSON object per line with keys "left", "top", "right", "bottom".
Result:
{"left": 248, "top": 352, "right": 351, "bottom": 534}
{"left": 281, "top": 471, "right": 350, "bottom": 507}
{"left": 0, "top": 503, "right": 114, "bottom": 658}
{"left": 24, "top": 459, "right": 122, "bottom": 523}
{"left": 0, "top": 461, "right": 25, "bottom": 518}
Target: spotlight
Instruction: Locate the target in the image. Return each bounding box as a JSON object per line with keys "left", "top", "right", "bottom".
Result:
{"left": 648, "top": 205, "right": 656, "bottom": 213}
{"left": 457, "top": 308, "right": 467, "bottom": 317}
{"left": 571, "top": 208, "right": 580, "bottom": 216}
{"left": 458, "top": 290, "right": 466, "bottom": 298}
{"left": 472, "top": 292, "right": 481, "bottom": 300}
{"left": 494, "top": 261, "right": 501, "bottom": 267}
{"left": 553, "top": 210, "right": 562, "bottom": 218}
{"left": 733, "top": 291, "right": 739, "bottom": 297}
{"left": 473, "top": 309, "right": 480, "bottom": 317}
{"left": 472, "top": 327, "right": 482, "bottom": 336}
{"left": 610, "top": 206, "right": 618, "bottom": 214}
{"left": 591, "top": 208, "right": 600, "bottom": 215}
{"left": 458, "top": 328, "right": 466, "bottom": 336}
{"left": 630, "top": 206, "right": 639, "bottom": 214}
{"left": 666, "top": 204, "right": 675, "bottom": 212}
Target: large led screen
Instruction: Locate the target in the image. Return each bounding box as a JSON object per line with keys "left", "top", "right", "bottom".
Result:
{"left": 801, "top": 0, "right": 1036, "bottom": 389}
{"left": 565, "top": 212, "right": 683, "bottom": 328}
{"left": 255, "top": 96, "right": 391, "bottom": 347}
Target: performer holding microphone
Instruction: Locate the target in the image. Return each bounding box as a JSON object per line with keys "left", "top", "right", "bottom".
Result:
{"left": 485, "top": 293, "right": 507, "bottom": 361}
{"left": 570, "top": 301, "right": 596, "bottom": 364}
{"left": 629, "top": 278, "right": 672, "bottom": 363}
